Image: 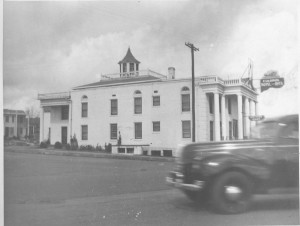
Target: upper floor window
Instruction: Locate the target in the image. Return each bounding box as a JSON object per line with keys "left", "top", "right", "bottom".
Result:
{"left": 181, "top": 87, "right": 190, "bottom": 112}
{"left": 81, "top": 95, "right": 88, "bottom": 117}
{"left": 134, "top": 90, "right": 142, "bottom": 114}
{"left": 153, "top": 121, "right": 160, "bottom": 132}
{"left": 111, "top": 99, "right": 118, "bottom": 115}
{"left": 5, "top": 116, "right": 9, "bottom": 123}
{"left": 81, "top": 125, "right": 88, "bottom": 140}
{"left": 134, "top": 97, "right": 142, "bottom": 114}
{"left": 153, "top": 96, "right": 160, "bottom": 106}
{"left": 209, "top": 95, "right": 214, "bottom": 114}
{"left": 82, "top": 103, "right": 88, "bottom": 117}
{"left": 61, "top": 106, "right": 69, "bottom": 120}
{"left": 182, "top": 120, "right": 191, "bottom": 138}
{"left": 130, "top": 63, "right": 134, "bottom": 72}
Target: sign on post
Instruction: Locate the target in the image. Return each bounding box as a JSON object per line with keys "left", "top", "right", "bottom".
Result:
{"left": 260, "top": 77, "right": 284, "bottom": 92}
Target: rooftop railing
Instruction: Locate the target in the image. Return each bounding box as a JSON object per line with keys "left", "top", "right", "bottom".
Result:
{"left": 100, "top": 69, "right": 167, "bottom": 80}
{"left": 38, "top": 92, "right": 71, "bottom": 100}
{"left": 198, "top": 76, "right": 224, "bottom": 85}
{"left": 199, "top": 76, "right": 253, "bottom": 89}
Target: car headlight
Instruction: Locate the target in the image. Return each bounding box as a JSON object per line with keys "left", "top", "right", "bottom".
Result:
{"left": 205, "top": 161, "right": 219, "bottom": 166}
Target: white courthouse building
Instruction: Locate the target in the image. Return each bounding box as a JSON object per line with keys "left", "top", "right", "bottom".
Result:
{"left": 38, "top": 48, "right": 258, "bottom": 156}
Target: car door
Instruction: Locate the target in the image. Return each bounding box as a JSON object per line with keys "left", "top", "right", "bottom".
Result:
{"left": 271, "top": 120, "right": 299, "bottom": 188}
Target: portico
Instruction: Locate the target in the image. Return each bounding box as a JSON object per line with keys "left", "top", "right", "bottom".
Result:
{"left": 38, "top": 92, "right": 71, "bottom": 144}
{"left": 199, "top": 77, "right": 258, "bottom": 141}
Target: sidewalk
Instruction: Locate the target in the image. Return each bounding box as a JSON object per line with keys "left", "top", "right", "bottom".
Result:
{"left": 4, "top": 145, "right": 175, "bottom": 162}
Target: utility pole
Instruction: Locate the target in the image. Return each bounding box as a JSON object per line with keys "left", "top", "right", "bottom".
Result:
{"left": 185, "top": 42, "right": 199, "bottom": 142}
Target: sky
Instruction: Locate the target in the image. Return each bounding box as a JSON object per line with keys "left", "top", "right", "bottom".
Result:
{"left": 3, "top": 0, "right": 299, "bottom": 117}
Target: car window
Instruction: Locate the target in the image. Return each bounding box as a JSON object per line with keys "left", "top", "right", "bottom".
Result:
{"left": 251, "top": 118, "right": 299, "bottom": 140}
{"left": 277, "top": 122, "right": 299, "bottom": 139}
{"left": 251, "top": 121, "right": 279, "bottom": 139}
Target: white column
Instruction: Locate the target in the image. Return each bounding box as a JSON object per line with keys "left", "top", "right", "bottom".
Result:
{"left": 15, "top": 112, "right": 18, "bottom": 137}
{"left": 214, "top": 93, "right": 220, "bottom": 141}
{"left": 27, "top": 115, "right": 30, "bottom": 136}
{"left": 68, "top": 103, "right": 72, "bottom": 143}
{"left": 250, "top": 100, "right": 255, "bottom": 132}
{"left": 244, "top": 97, "right": 250, "bottom": 139}
{"left": 255, "top": 101, "right": 259, "bottom": 125}
{"left": 255, "top": 101, "right": 259, "bottom": 115}
{"left": 40, "top": 107, "right": 44, "bottom": 142}
{"left": 221, "top": 95, "right": 227, "bottom": 140}
{"left": 237, "top": 94, "right": 243, "bottom": 139}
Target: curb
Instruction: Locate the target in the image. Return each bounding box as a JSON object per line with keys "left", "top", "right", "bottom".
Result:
{"left": 4, "top": 146, "right": 175, "bottom": 162}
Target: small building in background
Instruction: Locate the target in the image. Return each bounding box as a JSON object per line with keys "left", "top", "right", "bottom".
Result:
{"left": 3, "top": 109, "right": 27, "bottom": 139}
{"left": 3, "top": 109, "right": 40, "bottom": 143}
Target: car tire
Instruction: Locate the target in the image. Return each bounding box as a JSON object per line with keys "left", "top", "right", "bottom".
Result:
{"left": 210, "top": 171, "right": 252, "bottom": 214}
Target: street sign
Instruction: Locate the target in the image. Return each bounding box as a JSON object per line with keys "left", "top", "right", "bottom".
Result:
{"left": 260, "top": 77, "right": 284, "bottom": 92}
{"left": 249, "top": 115, "right": 265, "bottom": 121}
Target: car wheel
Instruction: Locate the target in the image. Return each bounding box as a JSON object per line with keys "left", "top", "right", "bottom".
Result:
{"left": 210, "top": 171, "right": 252, "bottom": 214}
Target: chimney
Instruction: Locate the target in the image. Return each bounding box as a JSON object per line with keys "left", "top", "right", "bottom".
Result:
{"left": 168, "top": 67, "right": 175, "bottom": 79}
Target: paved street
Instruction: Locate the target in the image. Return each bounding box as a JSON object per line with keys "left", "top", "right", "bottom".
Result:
{"left": 4, "top": 150, "right": 299, "bottom": 226}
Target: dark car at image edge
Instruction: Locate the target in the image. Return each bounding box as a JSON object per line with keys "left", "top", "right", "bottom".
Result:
{"left": 166, "top": 114, "right": 299, "bottom": 214}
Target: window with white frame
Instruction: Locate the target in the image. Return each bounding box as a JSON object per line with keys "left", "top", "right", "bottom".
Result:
{"left": 181, "top": 87, "right": 190, "bottom": 112}
{"left": 110, "top": 123, "right": 118, "bottom": 139}
{"left": 153, "top": 121, "right": 160, "bottom": 132}
{"left": 81, "top": 125, "right": 88, "bottom": 140}
{"left": 134, "top": 90, "right": 142, "bottom": 114}
{"left": 61, "top": 106, "right": 69, "bottom": 120}
{"left": 111, "top": 99, "right": 118, "bottom": 115}
{"left": 153, "top": 96, "right": 160, "bottom": 106}
{"left": 130, "top": 63, "right": 134, "bottom": 72}
{"left": 135, "top": 122, "right": 142, "bottom": 139}
{"left": 182, "top": 120, "right": 191, "bottom": 138}
{"left": 81, "top": 95, "right": 88, "bottom": 117}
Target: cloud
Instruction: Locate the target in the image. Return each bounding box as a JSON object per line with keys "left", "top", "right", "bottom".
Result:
{"left": 3, "top": 0, "right": 298, "bottom": 117}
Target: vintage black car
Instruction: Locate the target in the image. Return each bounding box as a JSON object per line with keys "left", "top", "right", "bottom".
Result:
{"left": 166, "top": 114, "right": 299, "bottom": 214}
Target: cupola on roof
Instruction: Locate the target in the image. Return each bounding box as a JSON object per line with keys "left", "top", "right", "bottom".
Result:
{"left": 118, "top": 47, "right": 140, "bottom": 64}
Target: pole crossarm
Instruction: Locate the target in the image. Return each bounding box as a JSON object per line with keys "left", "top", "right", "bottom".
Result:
{"left": 185, "top": 42, "right": 199, "bottom": 51}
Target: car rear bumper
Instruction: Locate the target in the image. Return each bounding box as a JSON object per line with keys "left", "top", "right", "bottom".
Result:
{"left": 166, "top": 171, "right": 205, "bottom": 191}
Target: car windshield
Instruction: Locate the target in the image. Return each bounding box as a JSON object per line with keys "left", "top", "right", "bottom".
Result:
{"left": 250, "top": 116, "right": 299, "bottom": 140}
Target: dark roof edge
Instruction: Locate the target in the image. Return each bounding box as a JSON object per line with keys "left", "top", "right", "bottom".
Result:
{"left": 73, "top": 79, "right": 162, "bottom": 90}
